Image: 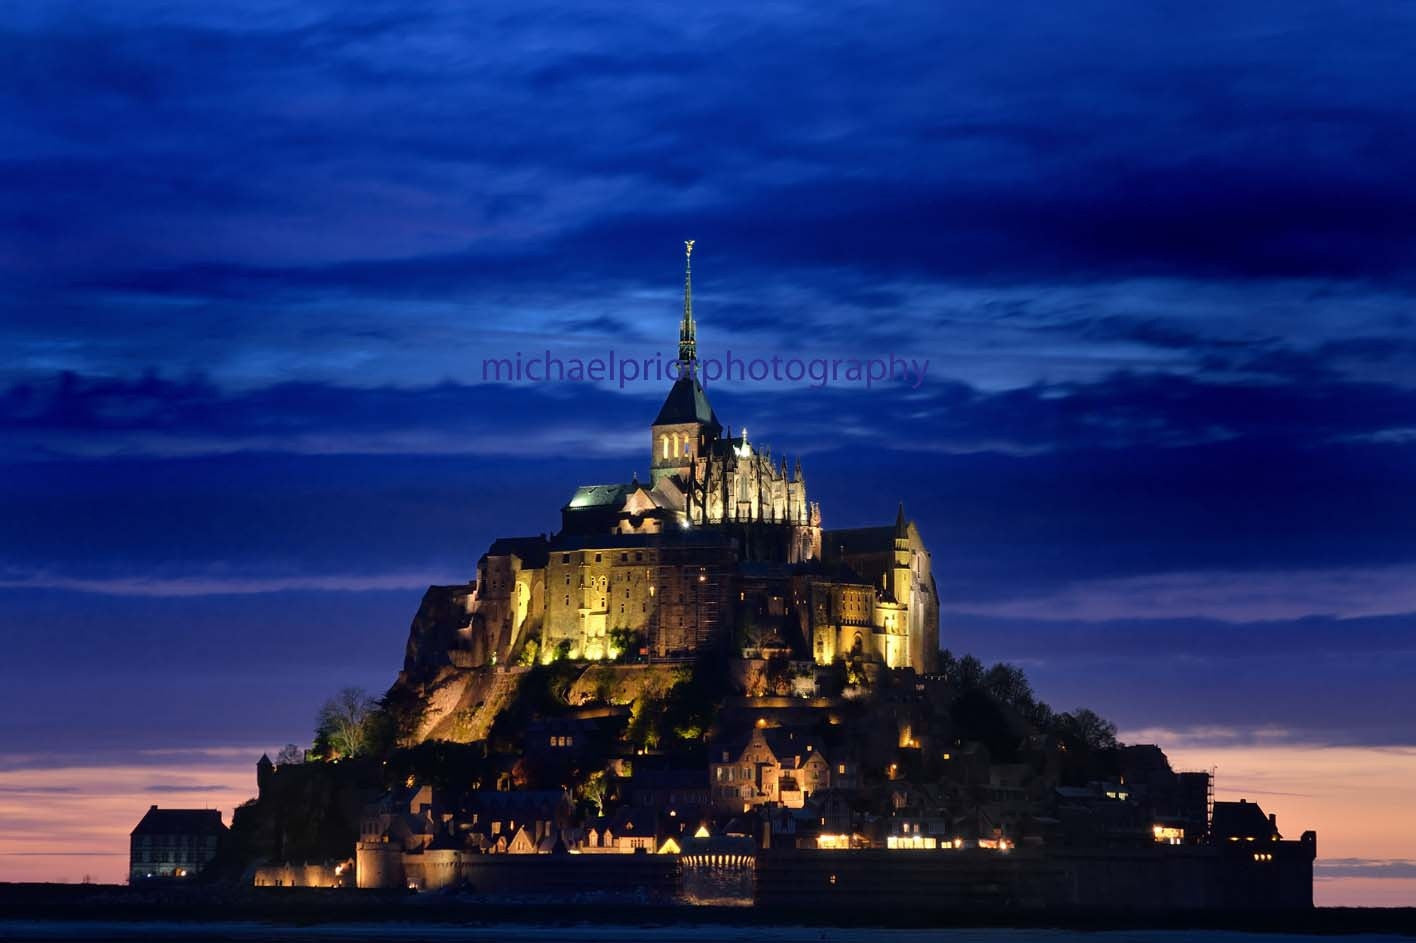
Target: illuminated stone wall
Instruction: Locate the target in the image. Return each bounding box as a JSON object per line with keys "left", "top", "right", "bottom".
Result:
{"left": 542, "top": 546, "right": 658, "bottom": 660}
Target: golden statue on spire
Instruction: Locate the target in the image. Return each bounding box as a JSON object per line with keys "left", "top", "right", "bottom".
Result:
{"left": 685, "top": 239, "right": 695, "bottom": 258}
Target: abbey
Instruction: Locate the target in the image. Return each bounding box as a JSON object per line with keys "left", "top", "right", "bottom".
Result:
{"left": 431, "top": 244, "right": 939, "bottom": 673}
{"left": 241, "top": 249, "right": 1314, "bottom": 912}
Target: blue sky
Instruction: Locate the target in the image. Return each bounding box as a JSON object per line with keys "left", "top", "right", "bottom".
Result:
{"left": 2, "top": 0, "right": 1416, "bottom": 899}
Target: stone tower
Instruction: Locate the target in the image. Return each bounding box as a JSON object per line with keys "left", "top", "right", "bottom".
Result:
{"left": 891, "top": 501, "right": 912, "bottom": 603}
{"left": 651, "top": 240, "right": 721, "bottom": 486}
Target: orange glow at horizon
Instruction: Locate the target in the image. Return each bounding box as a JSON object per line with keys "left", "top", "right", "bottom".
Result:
{"left": 0, "top": 749, "right": 261, "bottom": 885}
{"left": 1135, "top": 735, "right": 1416, "bottom": 907}
{"left": 1, "top": 740, "right": 1414, "bottom": 906}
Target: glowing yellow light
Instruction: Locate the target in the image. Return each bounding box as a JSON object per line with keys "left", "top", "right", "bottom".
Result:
{"left": 886, "top": 835, "right": 937, "bottom": 850}
{"left": 1152, "top": 825, "right": 1184, "bottom": 845}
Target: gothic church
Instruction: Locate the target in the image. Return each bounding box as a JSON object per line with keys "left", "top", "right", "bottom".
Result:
{"left": 419, "top": 246, "right": 939, "bottom": 674}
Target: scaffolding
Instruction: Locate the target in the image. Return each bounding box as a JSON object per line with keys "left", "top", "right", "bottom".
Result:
{"left": 648, "top": 544, "right": 729, "bottom": 660}
{"left": 1207, "top": 766, "right": 1216, "bottom": 838}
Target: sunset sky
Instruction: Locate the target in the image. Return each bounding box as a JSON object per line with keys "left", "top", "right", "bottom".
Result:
{"left": 3, "top": 0, "right": 1415, "bottom": 905}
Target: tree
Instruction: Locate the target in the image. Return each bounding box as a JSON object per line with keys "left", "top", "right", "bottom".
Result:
{"left": 983, "top": 663, "right": 1034, "bottom": 710}
{"left": 764, "top": 654, "right": 794, "bottom": 696}
{"left": 315, "top": 687, "right": 377, "bottom": 759}
{"left": 577, "top": 769, "right": 609, "bottom": 814}
{"left": 626, "top": 696, "right": 662, "bottom": 750}
{"left": 608, "top": 627, "right": 643, "bottom": 662}
{"left": 955, "top": 655, "right": 985, "bottom": 690}
{"left": 275, "top": 743, "right": 305, "bottom": 766}
{"left": 1025, "top": 699, "right": 1057, "bottom": 732}
{"left": 1057, "top": 708, "right": 1119, "bottom": 750}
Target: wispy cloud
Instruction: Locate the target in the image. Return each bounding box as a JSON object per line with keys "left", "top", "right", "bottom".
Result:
{"left": 0, "top": 749, "right": 261, "bottom": 884}
{"left": 1316, "top": 858, "right": 1416, "bottom": 880}
{"left": 944, "top": 564, "right": 1416, "bottom": 622}
{"left": 0, "top": 568, "right": 451, "bottom": 598}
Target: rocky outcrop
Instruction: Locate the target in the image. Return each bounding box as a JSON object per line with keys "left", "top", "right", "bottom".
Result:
{"left": 401, "top": 584, "right": 476, "bottom": 682}
{"left": 565, "top": 664, "right": 686, "bottom": 707}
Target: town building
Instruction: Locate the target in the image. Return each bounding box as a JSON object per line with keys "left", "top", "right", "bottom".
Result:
{"left": 129, "top": 805, "right": 226, "bottom": 882}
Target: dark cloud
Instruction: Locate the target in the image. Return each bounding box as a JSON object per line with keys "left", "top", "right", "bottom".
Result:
{"left": 1316, "top": 859, "right": 1416, "bottom": 880}
{"left": 2, "top": 368, "right": 1414, "bottom": 598}
{"left": 3, "top": 0, "right": 1416, "bottom": 795}
{"left": 5, "top": 365, "right": 1416, "bottom": 461}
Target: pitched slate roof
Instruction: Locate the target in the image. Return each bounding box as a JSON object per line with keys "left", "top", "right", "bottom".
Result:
{"left": 564, "top": 484, "right": 635, "bottom": 510}
{"left": 608, "top": 806, "right": 659, "bottom": 837}
{"left": 131, "top": 806, "right": 226, "bottom": 836}
{"left": 653, "top": 377, "right": 721, "bottom": 428}
{"left": 1213, "top": 799, "right": 1280, "bottom": 840}
{"left": 823, "top": 525, "right": 895, "bottom": 557}
{"left": 467, "top": 789, "right": 570, "bottom": 816}
{"left": 484, "top": 535, "right": 551, "bottom": 567}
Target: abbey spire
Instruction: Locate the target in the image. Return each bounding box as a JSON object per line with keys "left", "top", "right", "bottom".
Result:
{"left": 679, "top": 239, "right": 696, "bottom": 362}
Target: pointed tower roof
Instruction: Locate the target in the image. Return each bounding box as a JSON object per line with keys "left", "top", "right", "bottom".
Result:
{"left": 654, "top": 376, "right": 720, "bottom": 427}
{"left": 679, "top": 239, "right": 696, "bottom": 363}
{"left": 654, "top": 240, "right": 721, "bottom": 432}
{"left": 894, "top": 501, "right": 909, "bottom": 538}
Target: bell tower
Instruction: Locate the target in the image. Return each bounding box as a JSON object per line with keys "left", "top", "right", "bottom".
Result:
{"left": 651, "top": 240, "right": 721, "bottom": 486}
{"left": 891, "top": 502, "right": 913, "bottom": 602}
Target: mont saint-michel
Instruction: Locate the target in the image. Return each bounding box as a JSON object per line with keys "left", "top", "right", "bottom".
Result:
{"left": 127, "top": 250, "right": 1316, "bottom": 916}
